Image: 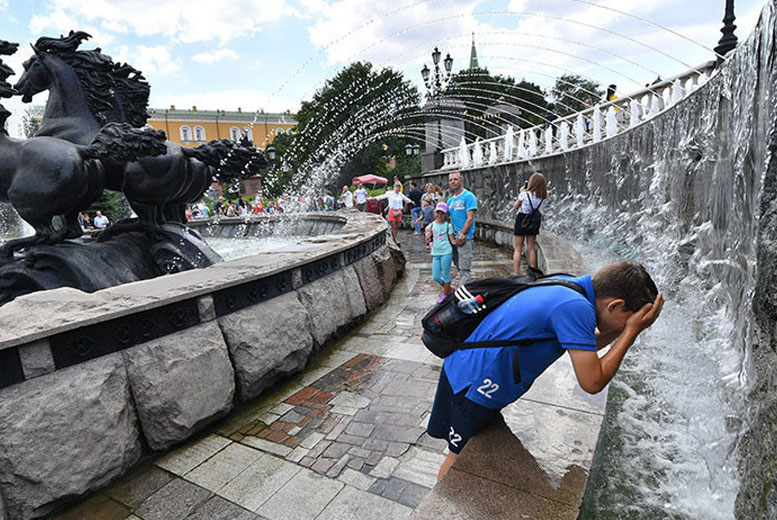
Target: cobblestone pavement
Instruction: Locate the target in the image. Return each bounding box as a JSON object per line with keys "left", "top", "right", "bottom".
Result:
{"left": 49, "top": 230, "right": 517, "bottom": 520}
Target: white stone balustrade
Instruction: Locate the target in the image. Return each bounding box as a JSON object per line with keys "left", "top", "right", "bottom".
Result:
{"left": 438, "top": 61, "right": 715, "bottom": 171}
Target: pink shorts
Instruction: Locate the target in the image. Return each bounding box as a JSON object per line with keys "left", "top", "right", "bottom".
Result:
{"left": 387, "top": 209, "right": 403, "bottom": 222}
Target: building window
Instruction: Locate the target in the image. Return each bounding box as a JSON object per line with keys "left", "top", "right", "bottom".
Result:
{"left": 275, "top": 128, "right": 284, "bottom": 136}
{"left": 194, "top": 126, "right": 206, "bottom": 142}
{"left": 230, "top": 127, "right": 241, "bottom": 141}
{"left": 180, "top": 125, "right": 192, "bottom": 142}
{"left": 243, "top": 128, "right": 253, "bottom": 142}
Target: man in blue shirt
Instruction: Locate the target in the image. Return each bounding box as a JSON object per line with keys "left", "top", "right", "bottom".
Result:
{"left": 446, "top": 171, "right": 477, "bottom": 285}
{"left": 427, "top": 261, "right": 664, "bottom": 480}
{"left": 407, "top": 182, "right": 424, "bottom": 234}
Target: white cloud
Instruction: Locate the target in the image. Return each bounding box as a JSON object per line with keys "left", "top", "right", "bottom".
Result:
{"left": 192, "top": 48, "right": 238, "bottom": 64}
{"left": 30, "top": 0, "right": 295, "bottom": 45}
{"left": 303, "top": 0, "right": 483, "bottom": 66}
{"left": 152, "top": 89, "right": 299, "bottom": 115}
{"left": 29, "top": 11, "right": 116, "bottom": 47}
{"left": 116, "top": 44, "right": 181, "bottom": 75}
{"left": 0, "top": 0, "right": 8, "bottom": 10}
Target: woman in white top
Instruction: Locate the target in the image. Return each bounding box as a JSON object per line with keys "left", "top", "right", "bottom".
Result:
{"left": 370, "top": 182, "right": 413, "bottom": 244}
{"left": 512, "top": 172, "right": 547, "bottom": 274}
{"left": 340, "top": 185, "right": 354, "bottom": 208}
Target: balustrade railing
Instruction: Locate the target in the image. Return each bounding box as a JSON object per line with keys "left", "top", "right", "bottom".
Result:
{"left": 438, "top": 61, "right": 716, "bottom": 171}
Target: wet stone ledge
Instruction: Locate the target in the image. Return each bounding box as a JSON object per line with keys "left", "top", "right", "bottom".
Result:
{"left": 0, "top": 211, "right": 404, "bottom": 520}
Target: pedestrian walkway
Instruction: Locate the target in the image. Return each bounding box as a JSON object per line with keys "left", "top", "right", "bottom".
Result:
{"left": 48, "top": 230, "right": 584, "bottom": 520}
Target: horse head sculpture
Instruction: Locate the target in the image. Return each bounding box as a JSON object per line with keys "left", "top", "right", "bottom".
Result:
{"left": 13, "top": 31, "right": 149, "bottom": 145}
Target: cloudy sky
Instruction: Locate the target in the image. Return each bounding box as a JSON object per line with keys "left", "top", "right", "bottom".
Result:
{"left": 0, "top": 0, "right": 768, "bottom": 134}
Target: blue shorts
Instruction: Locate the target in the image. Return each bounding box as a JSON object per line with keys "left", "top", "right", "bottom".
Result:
{"left": 427, "top": 368, "right": 499, "bottom": 453}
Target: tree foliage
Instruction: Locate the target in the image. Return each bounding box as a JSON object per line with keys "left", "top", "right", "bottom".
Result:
{"left": 445, "top": 67, "right": 547, "bottom": 140}
{"left": 87, "top": 191, "right": 131, "bottom": 224}
{"left": 271, "top": 61, "right": 422, "bottom": 194}
{"left": 20, "top": 107, "right": 40, "bottom": 138}
{"left": 550, "top": 74, "right": 604, "bottom": 117}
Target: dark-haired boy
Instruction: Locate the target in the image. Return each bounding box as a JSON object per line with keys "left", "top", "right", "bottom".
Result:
{"left": 427, "top": 261, "right": 664, "bottom": 479}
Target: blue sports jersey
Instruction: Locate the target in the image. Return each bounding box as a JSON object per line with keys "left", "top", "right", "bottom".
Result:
{"left": 443, "top": 275, "right": 597, "bottom": 409}
{"left": 446, "top": 190, "right": 477, "bottom": 240}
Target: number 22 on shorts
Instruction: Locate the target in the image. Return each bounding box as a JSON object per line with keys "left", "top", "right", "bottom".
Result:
{"left": 448, "top": 426, "right": 462, "bottom": 448}
{"left": 476, "top": 378, "right": 499, "bottom": 398}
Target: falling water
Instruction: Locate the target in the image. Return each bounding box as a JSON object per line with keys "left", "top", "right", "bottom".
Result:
{"left": 538, "top": 5, "right": 777, "bottom": 517}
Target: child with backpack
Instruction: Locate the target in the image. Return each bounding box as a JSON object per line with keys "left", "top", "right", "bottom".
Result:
{"left": 425, "top": 202, "right": 455, "bottom": 301}
{"left": 426, "top": 261, "right": 664, "bottom": 480}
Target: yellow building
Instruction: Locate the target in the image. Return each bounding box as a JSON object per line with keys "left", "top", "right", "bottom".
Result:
{"left": 146, "top": 106, "right": 296, "bottom": 148}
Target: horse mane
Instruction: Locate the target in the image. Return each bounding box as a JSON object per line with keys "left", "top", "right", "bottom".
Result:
{"left": 34, "top": 31, "right": 150, "bottom": 127}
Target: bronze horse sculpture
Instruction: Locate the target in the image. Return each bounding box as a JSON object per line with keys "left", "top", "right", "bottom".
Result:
{"left": 0, "top": 36, "right": 167, "bottom": 259}
{"left": 0, "top": 31, "right": 266, "bottom": 305}
{"left": 12, "top": 30, "right": 265, "bottom": 236}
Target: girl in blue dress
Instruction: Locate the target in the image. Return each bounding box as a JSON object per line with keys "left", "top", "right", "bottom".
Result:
{"left": 425, "top": 202, "right": 456, "bottom": 301}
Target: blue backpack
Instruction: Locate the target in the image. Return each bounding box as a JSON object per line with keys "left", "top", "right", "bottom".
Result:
{"left": 421, "top": 268, "right": 586, "bottom": 358}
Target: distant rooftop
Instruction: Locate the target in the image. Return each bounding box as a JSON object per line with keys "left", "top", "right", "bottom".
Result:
{"left": 148, "top": 107, "right": 296, "bottom": 120}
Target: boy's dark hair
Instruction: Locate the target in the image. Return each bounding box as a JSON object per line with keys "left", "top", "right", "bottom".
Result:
{"left": 593, "top": 261, "right": 658, "bottom": 312}
{"left": 410, "top": 181, "right": 417, "bottom": 188}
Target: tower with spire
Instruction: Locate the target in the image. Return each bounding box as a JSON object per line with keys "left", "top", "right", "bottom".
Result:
{"left": 469, "top": 32, "right": 479, "bottom": 70}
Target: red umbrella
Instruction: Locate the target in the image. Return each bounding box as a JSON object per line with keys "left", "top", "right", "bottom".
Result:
{"left": 352, "top": 174, "right": 388, "bottom": 185}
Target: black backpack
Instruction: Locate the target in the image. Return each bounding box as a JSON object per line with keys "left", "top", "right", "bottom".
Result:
{"left": 421, "top": 268, "right": 587, "bottom": 358}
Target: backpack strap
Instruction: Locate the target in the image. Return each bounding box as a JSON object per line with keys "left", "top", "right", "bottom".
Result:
{"left": 455, "top": 279, "right": 588, "bottom": 351}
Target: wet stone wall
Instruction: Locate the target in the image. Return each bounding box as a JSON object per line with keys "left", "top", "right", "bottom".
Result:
{"left": 420, "top": 2, "right": 777, "bottom": 518}
{"left": 0, "top": 212, "right": 404, "bottom": 519}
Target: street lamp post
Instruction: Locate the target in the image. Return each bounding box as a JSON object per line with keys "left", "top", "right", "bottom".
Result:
{"left": 715, "top": 0, "right": 738, "bottom": 66}
{"left": 421, "top": 48, "right": 453, "bottom": 170}
{"left": 404, "top": 144, "right": 421, "bottom": 156}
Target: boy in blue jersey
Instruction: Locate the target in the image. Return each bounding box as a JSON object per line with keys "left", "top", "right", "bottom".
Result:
{"left": 427, "top": 261, "right": 664, "bottom": 480}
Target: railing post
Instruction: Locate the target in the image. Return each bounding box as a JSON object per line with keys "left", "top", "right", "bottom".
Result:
{"left": 576, "top": 114, "right": 585, "bottom": 148}
{"left": 560, "top": 122, "right": 570, "bottom": 150}
{"left": 528, "top": 129, "right": 538, "bottom": 157}
{"left": 544, "top": 127, "right": 553, "bottom": 154}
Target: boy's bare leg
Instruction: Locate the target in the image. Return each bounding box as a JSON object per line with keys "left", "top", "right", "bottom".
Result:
{"left": 438, "top": 451, "right": 458, "bottom": 481}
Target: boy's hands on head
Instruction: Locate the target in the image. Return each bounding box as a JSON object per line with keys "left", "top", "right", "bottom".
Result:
{"left": 625, "top": 292, "right": 664, "bottom": 335}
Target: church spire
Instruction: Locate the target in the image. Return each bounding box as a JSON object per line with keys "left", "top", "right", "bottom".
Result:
{"left": 469, "top": 32, "right": 479, "bottom": 70}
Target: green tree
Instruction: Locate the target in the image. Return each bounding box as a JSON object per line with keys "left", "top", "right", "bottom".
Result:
{"left": 262, "top": 131, "right": 294, "bottom": 198}
{"left": 87, "top": 191, "right": 131, "bottom": 224}
{"left": 20, "top": 106, "right": 40, "bottom": 138}
{"left": 271, "top": 62, "right": 422, "bottom": 194}
{"left": 550, "top": 74, "right": 604, "bottom": 117}
{"left": 445, "top": 67, "right": 547, "bottom": 140}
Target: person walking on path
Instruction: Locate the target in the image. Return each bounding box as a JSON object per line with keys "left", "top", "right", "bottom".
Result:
{"left": 354, "top": 182, "right": 368, "bottom": 211}
{"left": 422, "top": 183, "right": 437, "bottom": 207}
{"left": 427, "top": 261, "right": 664, "bottom": 480}
{"left": 446, "top": 171, "right": 477, "bottom": 286}
{"left": 407, "top": 181, "right": 424, "bottom": 234}
{"left": 340, "top": 185, "right": 354, "bottom": 209}
{"left": 513, "top": 172, "right": 548, "bottom": 274}
{"left": 370, "top": 181, "right": 414, "bottom": 245}
{"left": 425, "top": 202, "right": 455, "bottom": 301}
{"left": 93, "top": 210, "right": 110, "bottom": 229}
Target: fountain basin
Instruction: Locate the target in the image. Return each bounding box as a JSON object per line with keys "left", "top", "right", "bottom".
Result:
{"left": 0, "top": 210, "right": 403, "bottom": 520}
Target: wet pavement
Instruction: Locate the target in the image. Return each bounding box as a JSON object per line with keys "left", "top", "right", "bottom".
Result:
{"left": 48, "top": 230, "right": 518, "bottom": 520}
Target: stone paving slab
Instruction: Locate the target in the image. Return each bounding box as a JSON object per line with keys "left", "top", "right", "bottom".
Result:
{"left": 46, "top": 230, "right": 599, "bottom": 520}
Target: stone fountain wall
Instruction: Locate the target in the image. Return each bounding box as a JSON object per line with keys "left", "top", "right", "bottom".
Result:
{"left": 417, "top": 3, "right": 777, "bottom": 518}
{"left": 0, "top": 211, "right": 404, "bottom": 520}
